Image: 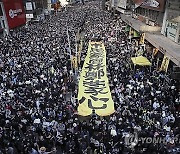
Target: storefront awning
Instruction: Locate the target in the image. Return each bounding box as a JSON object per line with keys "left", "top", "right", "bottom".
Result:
{"left": 131, "top": 56, "right": 152, "bottom": 66}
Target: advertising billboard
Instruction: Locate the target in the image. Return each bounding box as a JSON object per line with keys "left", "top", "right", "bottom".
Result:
{"left": 3, "top": 0, "right": 26, "bottom": 29}
{"left": 133, "top": 0, "right": 165, "bottom": 12}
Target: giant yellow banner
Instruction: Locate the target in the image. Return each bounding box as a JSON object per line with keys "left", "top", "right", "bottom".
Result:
{"left": 78, "top": 41, "right": 115, "bottom": 116}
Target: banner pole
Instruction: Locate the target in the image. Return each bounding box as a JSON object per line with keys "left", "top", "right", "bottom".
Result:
{"left": 66, "top": 22, "right": 73, "bottom": 75}
{"left": 75, "top": 31, "right": 78, "bottom": 75}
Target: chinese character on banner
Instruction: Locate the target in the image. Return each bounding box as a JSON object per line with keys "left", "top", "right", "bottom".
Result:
{"left": 139, "top": 33, "right": 145, "bottom": 44}
{"left": 160, "top": 55, "right": 170, "bottom": 72}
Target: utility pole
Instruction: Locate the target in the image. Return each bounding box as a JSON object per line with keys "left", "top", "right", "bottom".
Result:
{"left": 74, "top": 31, "right": 78, "bottom": 75}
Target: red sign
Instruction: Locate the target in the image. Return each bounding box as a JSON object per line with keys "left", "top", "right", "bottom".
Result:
{"left": 3, "top": 0, "right": 26, "bottom": 29}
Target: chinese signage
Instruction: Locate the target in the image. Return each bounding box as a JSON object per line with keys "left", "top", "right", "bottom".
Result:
{"left": 165, "top": 20, "right": 179, "bottom": 42}
{"left": 153, "top": 48, "right": 158, "bottom": 56}
{"left": 3, "top": 0, "right": 26, "bottom": 29}
{"left": 78, "top": 41, "right": 115, "bottom": 116}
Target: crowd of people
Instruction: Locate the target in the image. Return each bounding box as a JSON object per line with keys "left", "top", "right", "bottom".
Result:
{"left": 0, "top": 1, "right": 180, "bottom": 154}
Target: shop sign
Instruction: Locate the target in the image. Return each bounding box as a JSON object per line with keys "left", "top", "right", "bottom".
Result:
{"left": 165, "top": 20, "right": 179, "bottom": 42}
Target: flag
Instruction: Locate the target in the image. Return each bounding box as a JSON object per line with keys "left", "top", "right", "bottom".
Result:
{"left": 133, "top": 30, "right": 140, "bottom": 38}
{"left": 153, "top": 48, "right": 158, "bottom": 56}
{"left": 139, "top": 33, "right": 145, "bottom": 44}
{"left": 129, "top": 27, "right": 134, "bottom": 38}
{"left": 160, "top": 55, "right": 170, "bottom": 72}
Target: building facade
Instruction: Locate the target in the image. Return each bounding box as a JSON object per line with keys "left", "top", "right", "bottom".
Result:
{"left": 111, "top": 0, "right": 180, "bottom": 68}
